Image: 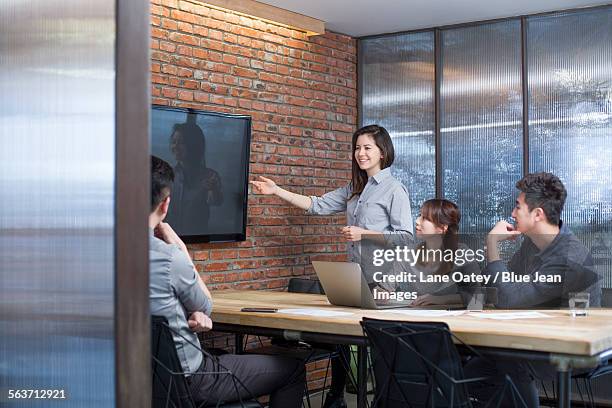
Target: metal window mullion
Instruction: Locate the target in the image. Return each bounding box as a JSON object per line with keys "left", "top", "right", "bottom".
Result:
{"left": 434, "top": 28, "right": 442, "bottom": 198}
{"left": 521, "top": 16, "right": 529, "bottom": 176}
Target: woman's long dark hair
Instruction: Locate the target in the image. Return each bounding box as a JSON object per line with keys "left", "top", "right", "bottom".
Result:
{"left": 350, "top": 125, "right": 394, "bottom": 198}
{"left": 418, "top": 199, "right": 461, "bottom": 274}
{"left": 170, "top": 114, "right": 207, "bottom": 168}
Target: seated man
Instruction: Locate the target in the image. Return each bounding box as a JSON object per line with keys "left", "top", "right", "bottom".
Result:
{"left": 149, "top": 155, "right": 305, "bottom": 408}
{"left": 466, "top": 172, "right": 600, "bottom": 407}
{"left": 485, "top": 172, "right": 600, "bottom": 308}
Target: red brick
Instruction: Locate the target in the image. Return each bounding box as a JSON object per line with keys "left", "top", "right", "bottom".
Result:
{"left": 222, "top": 54, "right": 237, "bottom": 65}
{"left": 177, "top": 90, "right": 193, "bottom": 101}
{"left": 160, "top": 64, "right": 177, "bottom": 75}
{"left": 193, "top": 26, "right": 208, "bottom": 37}
{"left": 176, "top": 67, "right": 192, "bottom": 77}
{"left": 224, "top": 33, "right": 237, "bottom": 43}
{"left": 171, "top": 9, "right": 200, "bottom": 24}
{"left": 181, "top": 79, "right": 199, "bottom": 89}
{"left": 210, "top": 249, "right": 238, "bottom": 260}
{"left": 161, "top": 87, "right": 177, "bottom": 98}
{"left": 208, "top": 29, "right": 223, "bottom": 41}
{"left": 201, "top": 39, "right": 223, "bottom": 52}
{"left": 151, "top": 27, "right": 169, "bottom": 40}
{"left": 233, "top": 67, "right": 257, "bottom": 79}
{"left": 175, "top": 45, "right": 192, "bottom": 56}
{"left": 193, "top": 48, "right": 208, "bottom": 59}
{"left": 223, "top": 75, "right": 238, "bottom": 86}
{"left": 160, "top": 0, "right": 177, "bottom": 7}
{"left": 152, "top": 51, "right": 171, "bottom": 63}
{"left": 204, "top": 262, "right": 231, "bottom": 272}
{"left": 159, "top": 41, "right": 176, "bottom": 52}
{"left": 238, "top": 99, "right": 252, "bottom": 109}
{"left": 234, "top": 56, "right": 248, "bottom": 68}
{"left": 151, "top": 74, "right": 168, "bottom": 84}
{"left": 161, "top": 18, "right": 177, "bottom": 30}
{"left": 168, "top": 32, "right": 199, "bottom": 46}
{"left": 238, "top": 78, "right": 252, "bottom": 88}
{"left": 194, "top": 92, "right": 209, "bottom": 103}
{"left": 150, "top": 4, "right": 165, "bottom": 16}
{"left": 177, "top": 21, "right": 193, "bottom": 33}
{"left": 192, "top": 250, "right": 209, "bottom": 261}
{"left": 207, "top": 51, "right": 222, "bottom": 62}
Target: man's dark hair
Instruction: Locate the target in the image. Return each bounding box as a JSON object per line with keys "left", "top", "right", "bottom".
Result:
{"left": 516, "top": 172, "right": 567, "bottom": 226}
{"left": 151, "top": 155, "right": 174, "bottom": 212}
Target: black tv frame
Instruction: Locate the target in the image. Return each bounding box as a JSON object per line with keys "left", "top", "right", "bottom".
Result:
{"left": 152, "top": 105, "right": 252, "bottom": 243}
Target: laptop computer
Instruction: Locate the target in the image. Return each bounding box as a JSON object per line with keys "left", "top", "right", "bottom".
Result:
{"left": 312, "top": 261, "right": 410, "bottom": 309}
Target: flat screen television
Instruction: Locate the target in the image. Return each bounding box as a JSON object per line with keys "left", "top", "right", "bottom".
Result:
{"left": 151, "top": 105, "right": 251, "bottom": 242}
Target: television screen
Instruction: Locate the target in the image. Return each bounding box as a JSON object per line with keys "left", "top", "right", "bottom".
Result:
{"left": 151, "top": 105, "right": 251, "bottom": 242}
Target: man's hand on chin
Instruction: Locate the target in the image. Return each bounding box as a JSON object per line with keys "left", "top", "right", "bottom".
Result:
{"left": 155, "top": 222, "right": 178, "bottom": 243}
{"left": 488, "top": 220, "right": 521, "bottom": 242}
{"left": 486, "top": 220, "right": 521, "bottom": 262}
{"left": 155, "top": 222, "right": 188, "bottom": 252}
{"left": 188, "top": 311, "right": 213, "bottom": 333}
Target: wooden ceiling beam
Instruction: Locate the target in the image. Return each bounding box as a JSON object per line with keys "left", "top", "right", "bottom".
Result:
{"left": 198, "top": 0, "right": 325, "bottom": 36}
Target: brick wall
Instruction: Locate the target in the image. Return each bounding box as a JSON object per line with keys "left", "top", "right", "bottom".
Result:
{"left": 151, "top": 0, "right": 358, "bottom": 392}
{"left": 151, "top": 0, "right": 358, "bottom": 290}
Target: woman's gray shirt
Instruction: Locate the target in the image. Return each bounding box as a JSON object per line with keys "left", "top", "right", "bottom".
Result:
{"left": 307, "top": 167, "right": 413, "bottom": 263}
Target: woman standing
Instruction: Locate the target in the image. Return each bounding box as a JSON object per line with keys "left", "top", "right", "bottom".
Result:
{"left": 250, "top": 124, "right": 413, "bottom": 408}
{"left": 250, "top": 124, "right": 413, "bottom": 259}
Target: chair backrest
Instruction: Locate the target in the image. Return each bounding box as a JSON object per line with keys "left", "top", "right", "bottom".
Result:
{"left": 361, "top": 317, "right": 470, "bottom": 408}
{"left": 602, "top": 287, "right": 612, "bottom": 307}
{"left": 151, "top": 315, "right": 196, "bottom": 408}
{"left": 288, "top": 277, "right": 325, "bottom": 294}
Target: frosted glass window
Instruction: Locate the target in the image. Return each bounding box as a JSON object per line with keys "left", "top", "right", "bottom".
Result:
{"left": 527, "top": 9, "right": 612, "bottom": 286}
{"left": 359, "top": 7, "right": 612, "bottom": 287}
{"left": 361, "top": 32, "right": 435, "bottom": 212}
{"left": 440, "top": 21, "right": 523, "bottom": 233}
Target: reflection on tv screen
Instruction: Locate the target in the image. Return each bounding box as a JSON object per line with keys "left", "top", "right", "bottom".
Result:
{"left": 151, "top": 105, "right": 251, "bottom": 242}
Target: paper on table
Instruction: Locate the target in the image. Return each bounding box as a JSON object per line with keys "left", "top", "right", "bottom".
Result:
{"left": 468, "top": 311, "right": 551, "bottom": 320}
{"left": 277, "top": 308, "right": 354, "bottom": 317}
{"left": 382, "top": 309, "right": 465, "bottom": 317}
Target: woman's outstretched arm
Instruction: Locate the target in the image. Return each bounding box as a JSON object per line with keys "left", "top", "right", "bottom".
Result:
{"left": 250, "top": 176, "right": 312, "bottom": 210}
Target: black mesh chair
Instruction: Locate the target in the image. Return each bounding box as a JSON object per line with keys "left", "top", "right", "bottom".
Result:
{"left": 571, "top": 363, "right": 612, "bottom": 408}
{"left": 151, "top": 315, "right": 261, "bottom": 408}
{"left": 570, "top": 288, "right": 612, "bottom": 407}
{"left": 361, "top": 317, "right": 527, "bottom": 408}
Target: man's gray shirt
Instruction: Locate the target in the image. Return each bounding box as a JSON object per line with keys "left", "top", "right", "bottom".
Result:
{"left": 150, "top": 229, "right": 213, "bottom": 375}
{"left": 307, "top": 167, "right": 413, "bottom": 263}
{"left": 484, "top": 223, "right": 601, "bottom": 308}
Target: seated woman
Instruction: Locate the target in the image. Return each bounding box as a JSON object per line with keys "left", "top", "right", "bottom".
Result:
{"left": 400, "top": 199, "right": 482, "bottom": 307}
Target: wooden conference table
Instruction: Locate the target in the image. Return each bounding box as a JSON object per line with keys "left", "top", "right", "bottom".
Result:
{"left": 211, "top": 290, "right": 612, "bottom": 408}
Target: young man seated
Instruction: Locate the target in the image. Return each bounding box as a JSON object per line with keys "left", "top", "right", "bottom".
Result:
{"left": 149, "top": 155, "right": 305, "bottom": 407}
{"left": 485, "top": 172, "right": 600, "bottom": 308}
{"left": 466, "top": 172, "right": 600, "bottom": 407}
